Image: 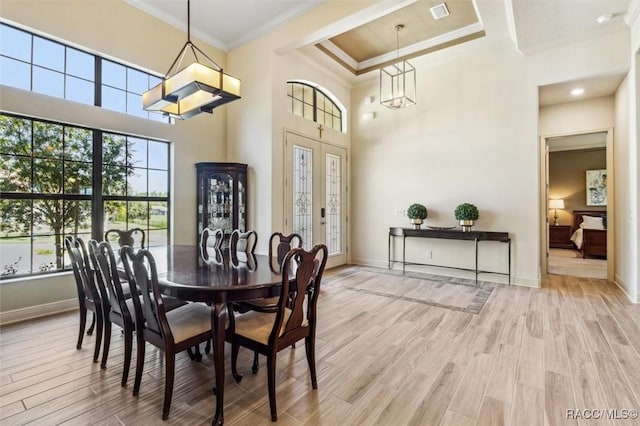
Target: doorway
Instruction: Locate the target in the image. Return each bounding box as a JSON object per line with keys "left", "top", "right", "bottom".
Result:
{"left": 284, "top": 131, "right": 347, "bottom": 268}
{"left": 540, "top": 129, "right": 614, "bottom": 281}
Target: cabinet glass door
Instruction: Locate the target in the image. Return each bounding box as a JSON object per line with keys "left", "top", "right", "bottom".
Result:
{"left": 208, "top": 173, "right": 234, "bottom": 235}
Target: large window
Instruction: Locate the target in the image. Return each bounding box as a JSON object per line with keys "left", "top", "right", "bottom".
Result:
{"left": 287, "top": 82, "right": 344, "bottom": 132}
{"left": 0, "top": 113, "right": 170, "bottom": 279}
{"left": 0, "top": 22, "right": 168, "bottom": 123}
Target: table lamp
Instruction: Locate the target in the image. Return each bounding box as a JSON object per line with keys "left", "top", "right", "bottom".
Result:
{"left": 549, "top": 199, "right": 565, "bottom": 226}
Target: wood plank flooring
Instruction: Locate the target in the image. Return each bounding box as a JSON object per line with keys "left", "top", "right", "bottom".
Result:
{"left": 2, "top": 268, "right": 640, "bottom": 425}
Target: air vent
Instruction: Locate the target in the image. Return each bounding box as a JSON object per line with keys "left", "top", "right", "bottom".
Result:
{"left": 430, "top": 3, "right": 450, "bottom": 20}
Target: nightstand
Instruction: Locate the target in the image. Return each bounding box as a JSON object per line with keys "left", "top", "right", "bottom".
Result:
{"left": 549, "top": 225, "right": 573, "bottom": 249}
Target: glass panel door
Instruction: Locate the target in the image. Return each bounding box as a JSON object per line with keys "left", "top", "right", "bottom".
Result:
{"left": 285, "top": 131, "right": 347, "bottom": 268}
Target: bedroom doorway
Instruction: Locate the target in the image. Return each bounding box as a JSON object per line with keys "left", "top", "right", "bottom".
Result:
{"left": 540, "top": 129, "right": 613, "bottom": 281}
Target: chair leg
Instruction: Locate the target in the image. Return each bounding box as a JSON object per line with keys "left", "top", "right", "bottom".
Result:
{"left": 252, "top": 351, "right": 259, "bottom": 374}
{"left": 92, "top": 312, "right": 103, "bottom": 363}
{"left": 133, "top": 335, "right": 145, "bottom": 396}
{"left": 267, "top": 353, "right": 278, "bottom": 421}
{"left": 101, "top": 320, "right": 112, "bottom": 369}
{"left": 122, "top": 328, "right": 133, "bottom": 386}
{"left": 162, "top": 352, "right": 176, "bottom": 420}
{"left": 305, "top": 336, "right": 317, "bottom": 389}
{"left": 87, "top": 312, "right": 96, "bottom": 335}
{"left": 231, "top": 342, "right": 243, "bottom": 383}
{"left": 77, "top": 306, "right": 87, "bottom": 349}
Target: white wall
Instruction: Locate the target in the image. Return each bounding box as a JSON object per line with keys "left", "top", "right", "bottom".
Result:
{"left": 0, "top": 1, "right": 228, "bottom": 313}
{"left": 614, "top": 76, "right": 634, "bottom": 300}
{"left": 350, "top": 23, "right": 629, "bottom": 287}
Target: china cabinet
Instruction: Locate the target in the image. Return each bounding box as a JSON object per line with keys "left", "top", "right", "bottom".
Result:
{"left": 196, "top": 162, "right": 247, "bottom": 245}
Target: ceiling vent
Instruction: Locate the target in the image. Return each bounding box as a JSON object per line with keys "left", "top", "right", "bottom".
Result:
{"left": 430, "top": 3, "right": 450, "bottom": 20}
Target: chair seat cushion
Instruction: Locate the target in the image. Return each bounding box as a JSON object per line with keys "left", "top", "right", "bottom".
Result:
{"left": 234, "top": 308, "right": 307, "bottom": 345}
{"left": 166, "top": 303, "right": 212, "bottom": 344}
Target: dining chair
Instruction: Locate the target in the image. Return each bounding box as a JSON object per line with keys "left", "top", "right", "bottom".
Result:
{"left": 228, "top": 229, "right": 257, "bottom": 263}
{"left": 88, "top": 240, "right": 137, "bottom": 384}
{"left": 105, "top": 227, "right": 146, "bottom": 249}
{"left": 268, "top": 232, "right": 303, "bottom": 270}
{"left": 245, "top": 232, "right": 303, "bottom": 373}
{"left": 122, "top": 247, "right": 213, "bottom": 420}
{"left": 200, "top": 227, "right": 224, "bottom": 263}
{"left": 226, "top": 244, "right": 328, "bottom": 421}
{"left": 65, "top": 236, "right": 103, "bottom": 362}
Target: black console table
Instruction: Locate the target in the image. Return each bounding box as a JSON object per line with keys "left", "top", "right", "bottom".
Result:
{"left": 388, "top": 227, "right": 511, "bottom": 285}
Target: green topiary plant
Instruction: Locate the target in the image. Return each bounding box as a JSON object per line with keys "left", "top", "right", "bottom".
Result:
{"left": 455, "top": 203, "right": 479, "bottom": 220}
{"left": 407, "top": 203, "right": 428, "bottom": 220}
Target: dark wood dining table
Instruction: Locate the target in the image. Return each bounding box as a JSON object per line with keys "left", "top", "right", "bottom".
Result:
{"left": 148, "top": 245, "right": 284, "bottom": 425}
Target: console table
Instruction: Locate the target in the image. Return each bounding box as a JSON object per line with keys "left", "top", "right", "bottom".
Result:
{"left": 388, "top": 227, "right": 511, "bottom": 285}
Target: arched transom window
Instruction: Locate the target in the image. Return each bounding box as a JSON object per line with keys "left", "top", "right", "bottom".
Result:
{"left": 286, "top": 81, "right": 345, "bottom": 132}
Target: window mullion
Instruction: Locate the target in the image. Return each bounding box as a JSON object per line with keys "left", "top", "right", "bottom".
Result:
{"left": 92, "top": 130, "right": 103, "bottom": 240}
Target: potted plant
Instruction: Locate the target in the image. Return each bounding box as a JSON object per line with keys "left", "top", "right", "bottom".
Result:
{"left": 454, "top": 203, "right": 479, "bottom": 232}
{"left": 407, "top": 203, "right": 428, "bottom": 229}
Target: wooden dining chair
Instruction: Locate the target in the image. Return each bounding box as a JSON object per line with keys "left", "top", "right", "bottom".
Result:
{"left": 268, "top": 232, "right": 303, "bottom": 270}
{"left": 88, "top": 240, "right": 137, "bottom": 384}
{"left": 122, "top": 247, "right": 213, "bottom": 420}
{"left": 200, "top": 227, "right": 224, "bottom": 263}
{"left": 245, "top": 232, "right": 303, "bottom": 373}
{"left": 228, "top": 229, "right": 257, "bottom": 263}
{"left": 65, "top": 236, "right": 103, "bottom": 362}
{"left": 227, "top": 244, "right": 328, "bottom": 421}
{"left": 105, "top": 227, "right": 146, "bottom": 249}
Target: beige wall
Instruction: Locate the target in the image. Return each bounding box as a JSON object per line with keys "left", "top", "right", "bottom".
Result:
{"left": 0, "top": 1, "right": 228, "bottom": 312}
{"left": 549, "top": 149, "right": 607, "bottom": 226}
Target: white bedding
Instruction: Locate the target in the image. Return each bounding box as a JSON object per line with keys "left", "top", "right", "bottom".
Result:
{"left": 570, "top": 228, "right": 583, "bottom": 249}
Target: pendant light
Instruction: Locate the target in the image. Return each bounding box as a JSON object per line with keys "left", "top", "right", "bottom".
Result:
{"left": 380, "top": 24, "right": 416, "bottom": 109}
{"left": 142, "top": 0, "right": 241, "bottom": 120}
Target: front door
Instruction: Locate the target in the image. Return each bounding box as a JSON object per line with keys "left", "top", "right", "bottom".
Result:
{"left": 284, "top": 131, "right": 347, "bottom": 268}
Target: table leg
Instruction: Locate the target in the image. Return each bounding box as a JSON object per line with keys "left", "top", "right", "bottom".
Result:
{"left": 211, "top": 302, "right": 226, "bottom": 425}
{"left": 475, "top": 239, "right": 479, "bottom": 285}
{"left": 402, "top": 236, "right": 406, "bottom": 274}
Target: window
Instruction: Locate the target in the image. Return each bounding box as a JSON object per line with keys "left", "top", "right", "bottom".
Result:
{"left": 0, "top": 22, "right": 169, "bottom": 122}
{"left": 0, "top": 113, "right": 170, "bottom": 279}
{"left": 286, "top": 82, "right": 344, "bottom": 132}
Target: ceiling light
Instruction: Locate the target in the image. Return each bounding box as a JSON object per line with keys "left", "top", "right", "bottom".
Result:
{"left": 570, "top": 88, "right": 585, "bottom": 96}
{"left": 142, "top": 0, "right": 241, "bottom": 120}
{"left": 430, "top": 3, "right": 450, "bottom": 20}
{"left": 380, "top": 24, "right": 416, "bottom": 110}
{"left": 596, "top": 14, "right": 613, "bottom": 24}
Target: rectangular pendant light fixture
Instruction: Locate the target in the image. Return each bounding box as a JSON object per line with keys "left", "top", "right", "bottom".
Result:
{"left": 142, "top": 0, "right": 241, "bottom": 120}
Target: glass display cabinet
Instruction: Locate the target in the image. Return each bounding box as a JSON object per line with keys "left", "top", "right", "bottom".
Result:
{"left": 196, "top": 162, "right": 247, "bottom": 245}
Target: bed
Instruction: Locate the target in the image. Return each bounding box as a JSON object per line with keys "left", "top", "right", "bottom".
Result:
{"left": 570, "top": 210, "right": 607, "bottom": 259}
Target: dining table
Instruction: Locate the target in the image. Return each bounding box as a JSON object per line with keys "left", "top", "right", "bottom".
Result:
{"left": 148, "top": 244, "right": 285, "bottom": 425}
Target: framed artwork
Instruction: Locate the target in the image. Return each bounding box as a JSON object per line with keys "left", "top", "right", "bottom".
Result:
{"left": 586, "top": 169, "right": 607, "bottom": 206}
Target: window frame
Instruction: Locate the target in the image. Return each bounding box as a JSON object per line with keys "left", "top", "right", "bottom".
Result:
{"left": 0, "top": 21, "right": 169, "bottom": 123}
{"left": 0, "top": 112, "right": 171, "bottom": 280}
{"left": 286, "top": 81, "right": 344, "bottom": 132}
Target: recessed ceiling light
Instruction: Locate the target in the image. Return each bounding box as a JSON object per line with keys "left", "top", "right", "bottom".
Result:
{"left": 596, "top": 14, "right": 613, "bottom": 24}
{"left": 430, "top": 3, "right": 450, "bottom": 20}
{"left": 571, "top": 88, "right": 585, "bottom": 96}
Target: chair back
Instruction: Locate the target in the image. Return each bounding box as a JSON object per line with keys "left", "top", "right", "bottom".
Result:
{"left": 121, "top": 247, "right": 172, "bottom": 343}
{"left": 65, "top": 236, "right": 101, "bottom": 306}
{"left": 269, "top": 232, "right": 303, "bottom": 265}
{"left": 271, "top": 244, "right": 327, "bottom": 343}
{"left": 229, "top": 229, "right": 257, "bottom": 263}
{"left": 105, "top": 228, "right": 146, "bottom": 249}
{"left": 200, "top": 227, "right": 224, "bottom": 262}
{"left": 89, "top": 240, "right": 135, "bottom": 322}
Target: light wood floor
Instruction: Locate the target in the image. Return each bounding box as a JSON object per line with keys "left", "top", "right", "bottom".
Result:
{"left": 2, "top": 268, "right": 640, "bottom": 425}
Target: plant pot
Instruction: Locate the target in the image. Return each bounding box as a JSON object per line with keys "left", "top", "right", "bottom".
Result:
{"left": 459, "top": 219, "right": 474, "bottom": 232}
{"left": 410, "top": 218, "right": 423, "bottom": 229}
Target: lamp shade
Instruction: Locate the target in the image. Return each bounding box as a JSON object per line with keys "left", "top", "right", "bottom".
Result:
{"left": 549, "top": 199, "right": 565, "bottom": 209}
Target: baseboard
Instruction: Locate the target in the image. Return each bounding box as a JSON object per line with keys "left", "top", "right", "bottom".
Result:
{"left": 613, "top": 274, "right": 637, "bottom": 303}
{"left": 0, "top": 298, "right": 77, "bottom": 326}
{"left": 350, "top": 257, "right": 540, "bottom": 288}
